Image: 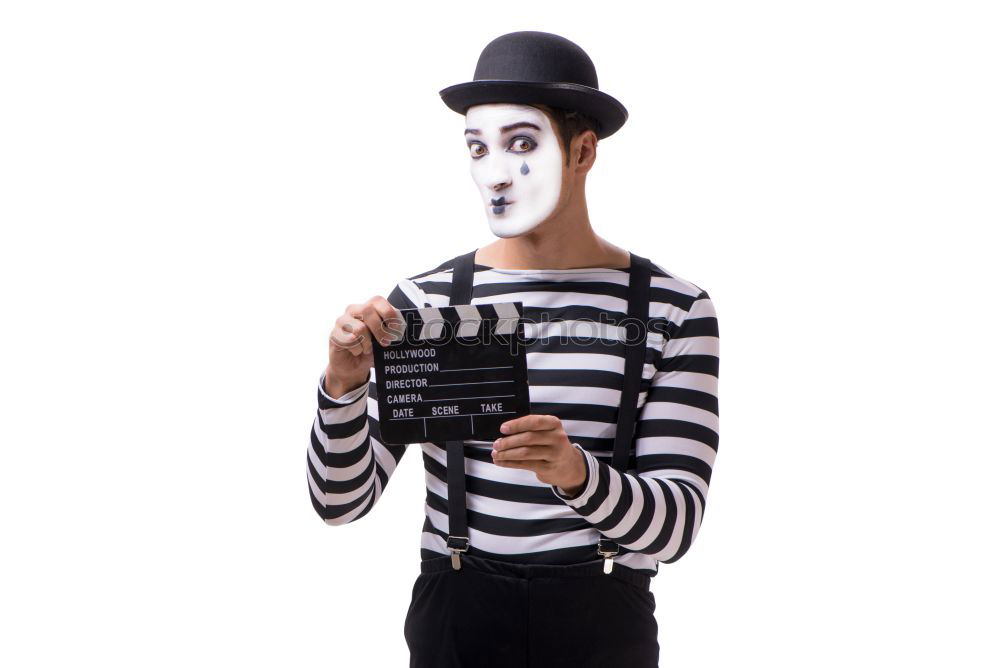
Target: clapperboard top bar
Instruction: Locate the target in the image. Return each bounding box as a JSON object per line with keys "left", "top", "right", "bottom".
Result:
{"left": 406, "top": 302, "right": 521, "bottom": 341}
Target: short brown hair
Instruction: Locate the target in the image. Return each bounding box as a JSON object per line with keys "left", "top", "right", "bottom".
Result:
{"left": 535, "top": 104, "right": 601, "bottom": 166}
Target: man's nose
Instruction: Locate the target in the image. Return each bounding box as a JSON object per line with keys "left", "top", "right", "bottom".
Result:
{"left": 484, "top": 157, "right": 512, "bottom": 191}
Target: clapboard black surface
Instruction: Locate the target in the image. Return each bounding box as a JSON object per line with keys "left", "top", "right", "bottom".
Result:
{"left": 372, "top": 301, "right": 530, "bottom": 445}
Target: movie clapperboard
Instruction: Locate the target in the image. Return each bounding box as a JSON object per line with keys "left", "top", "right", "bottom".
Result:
{"left": 372, "top": 301, "right": 530, "bottom": 445}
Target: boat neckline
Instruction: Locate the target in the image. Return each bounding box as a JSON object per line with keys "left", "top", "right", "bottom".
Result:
{"left": 471, "top": 263, "right": 631, "bottom": 275}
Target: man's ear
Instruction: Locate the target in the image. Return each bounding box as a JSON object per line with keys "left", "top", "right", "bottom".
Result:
{"left": 573, "top": 129, "right": 598, "bottom": 172}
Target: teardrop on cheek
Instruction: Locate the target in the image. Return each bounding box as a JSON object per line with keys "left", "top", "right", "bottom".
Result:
{"left": 520, "top": 161, "right": 530, "bottom": 175}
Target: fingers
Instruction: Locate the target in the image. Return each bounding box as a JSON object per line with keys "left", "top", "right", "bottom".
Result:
{"left": 492, "top": 445, "right": 552, "bottom": 462}
{"left": 492, "top": 458, "right": 548, "bottom": 471}
{"left": 493, "top": 414, "right": 569, "bottom": 464}
{"left": 332, "top": 295, "right": 403, "bottom": 358}
{"left": 494, "top": 429, "right": 562, "bottom": 451}
{"left": 499, "top": 414, "right": 561, "bottom": 434}
{"left": 347, "top": 297, "right": 403, "bottom": 348}
{"left": 369, "top": 297, "right": 405, "bottom": 342}
{"left": 331, "top": 313, "right": 368, "bottom": 357}
{"left": 358, "top": 325, "right": 373, "bottom": 356}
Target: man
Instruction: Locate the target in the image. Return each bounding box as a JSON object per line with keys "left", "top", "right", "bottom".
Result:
{"left": 308, "top": 31, "right": 720, "bottom": 667}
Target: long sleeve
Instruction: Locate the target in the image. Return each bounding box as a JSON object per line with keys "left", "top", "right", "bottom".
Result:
{"left": 550, "top": 290, "right": 721, "bottom": 563}
{"left": 307, "top": 278, "right": 428, "bottom": 525}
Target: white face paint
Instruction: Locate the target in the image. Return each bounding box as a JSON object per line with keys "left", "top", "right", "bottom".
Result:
{"left": 465, "top": 103, "right": 564, "bottom": 238}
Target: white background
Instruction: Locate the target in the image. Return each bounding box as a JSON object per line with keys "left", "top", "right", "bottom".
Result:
{"left": 1, "top": 1, "right": 997, "bottom": 666}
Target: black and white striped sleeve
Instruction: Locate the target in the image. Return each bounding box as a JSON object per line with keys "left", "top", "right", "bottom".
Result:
{"left": 550, "top": 291, "right": 721, "bottom": 563}
{"left": 307, "top": 278, "right": 427, "bottom": 525}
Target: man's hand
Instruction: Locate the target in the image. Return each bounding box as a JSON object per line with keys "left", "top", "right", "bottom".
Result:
{"left": 491, "top": 414, "right": 586, "bottom": 495}
{"left": 325, "top": 296, "right": 404, "bottom": 399}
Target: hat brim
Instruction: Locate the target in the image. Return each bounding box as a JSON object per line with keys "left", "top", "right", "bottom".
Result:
{"left": 439, "top": 80, "right": 628, "bottom": 139}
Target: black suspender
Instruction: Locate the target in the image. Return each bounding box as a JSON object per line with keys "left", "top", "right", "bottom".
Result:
{"left": 444, "top": 250, "right": 477, "bottom": 570}
{"left": 597, "top": 251, "right": 652, "bottom": 573}
{"left": 444, "top": 249, "right": 652, "bottom": 574}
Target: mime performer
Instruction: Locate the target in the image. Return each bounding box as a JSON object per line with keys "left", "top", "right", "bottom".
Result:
{"left": 308, "top": 30, "right": 721, "bottom": 667}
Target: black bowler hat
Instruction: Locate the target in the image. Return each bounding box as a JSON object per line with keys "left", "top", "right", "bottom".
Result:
{"left": 439, "top": 31, "right": 628, "bottom": 139}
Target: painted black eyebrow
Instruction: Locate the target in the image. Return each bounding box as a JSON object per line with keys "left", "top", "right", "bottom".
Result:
{"left": 464, "top": 121, "right": 542, "bottom": 137}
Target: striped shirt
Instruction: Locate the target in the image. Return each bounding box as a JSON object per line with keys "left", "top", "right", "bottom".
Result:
{"left": 307, "top": 255, "right": 720, "bottom": 577}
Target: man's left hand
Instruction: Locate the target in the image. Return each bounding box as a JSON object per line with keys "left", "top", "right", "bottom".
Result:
{"left": 491, "top": 414, "right": 586, "bottom": 495}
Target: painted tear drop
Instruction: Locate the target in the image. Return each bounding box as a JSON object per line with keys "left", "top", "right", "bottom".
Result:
{"left": 520, "top": 161, "right": 530, "bottom": 175}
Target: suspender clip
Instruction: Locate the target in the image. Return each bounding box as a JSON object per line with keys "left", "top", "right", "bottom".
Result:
{"left": 597, "top": 538, "right": 619, "bottom": 575}
{"left": 447, "top": 535, "right": 470, "bottom": 570}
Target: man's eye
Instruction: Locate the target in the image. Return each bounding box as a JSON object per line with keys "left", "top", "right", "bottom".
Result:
{"left": 510, "top": 137, "right": 536, "bottom": 152}
{"left": 469, "top": 143, "right": 486, "bottom": 158}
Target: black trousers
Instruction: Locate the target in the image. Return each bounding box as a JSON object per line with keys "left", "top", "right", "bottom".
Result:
{"left": 403, "top": 554, "right": 659, "bottom": 667}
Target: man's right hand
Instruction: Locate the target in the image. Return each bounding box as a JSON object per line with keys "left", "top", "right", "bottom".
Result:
{"left": 325, "top": 296, "right": 404, "bottom": 399}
